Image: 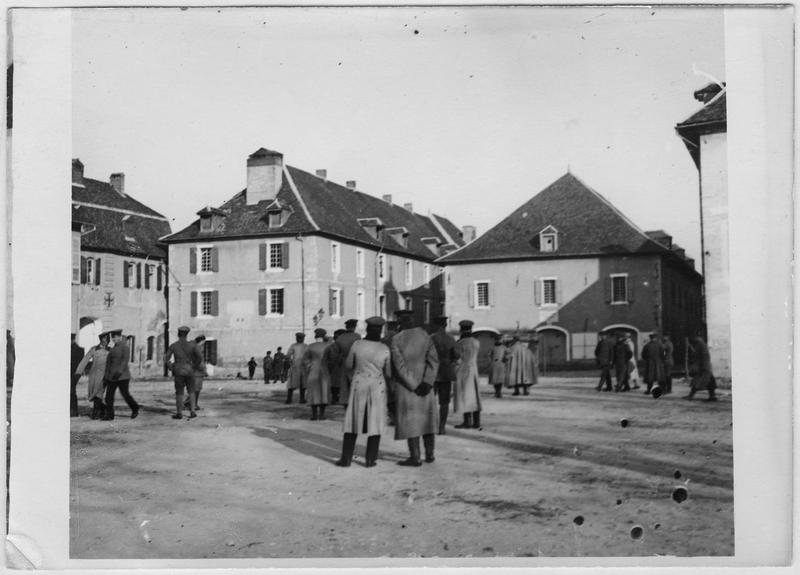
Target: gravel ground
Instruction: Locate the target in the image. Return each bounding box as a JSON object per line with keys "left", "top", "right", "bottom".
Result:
{"left": 69, "top": 375, "right": 733, "bottom": 559}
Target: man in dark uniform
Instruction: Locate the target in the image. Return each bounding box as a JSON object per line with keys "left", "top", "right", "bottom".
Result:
{"left": 612, "top": 334, "right": 633, "bottom": 392}
{"left": 331, "top": 319, "right": 361, "bottom": 405}
{"left": 262, "top": 351, "right": 273, "bottom": 384}
{"left": 165, "top": 326, "right": 203, "bottom": 419}
{"left": 390, "top": 310, "right": 439, "bottom": 466}
{"left": 103, "top": 329, "right": 139, "bottom": 420}
{"left": 662, "top": 334, "right": 675, "bottom": 394}
{"left": 272, "top": 347, "right": 286, "bottom": 383}
{"left": 382, "top": 320, "right": 399, "bottom": 425}
{"left": 594, "top": 331, "right": 614, "bottom": 392}
{"left": 429, "top": 315, "right": 459, "bottom": 435}
{"left": 641, "top": 332, "right": 666, "bottom": 397}
{"left": 70, "top": 333, "right": 84, "bottom": 417}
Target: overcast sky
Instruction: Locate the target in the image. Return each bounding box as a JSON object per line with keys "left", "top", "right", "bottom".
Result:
{"left": 72, "top": 6, "right": 725, "bottom": 261}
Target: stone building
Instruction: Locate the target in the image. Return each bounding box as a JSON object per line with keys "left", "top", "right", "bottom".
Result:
{"left": 161, "top": 147, "right": 464, "bottom": 372}
{"left": 437, "top": 173, "right": 703, "bottom": 372}
{"left": 71, "top": 159, "right": 171, "bottom": 376}
{"left": 675, "top": 82, "right": 730, "bottom": 381}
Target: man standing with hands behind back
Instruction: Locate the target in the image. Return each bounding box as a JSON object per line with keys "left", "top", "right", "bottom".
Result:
{"left": 103, "top": 329, "right": 139, "bottom": 421}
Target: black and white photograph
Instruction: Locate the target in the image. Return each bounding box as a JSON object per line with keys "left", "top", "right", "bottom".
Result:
{"left": 3, "top": 3, "right": 794, "bottom": 571}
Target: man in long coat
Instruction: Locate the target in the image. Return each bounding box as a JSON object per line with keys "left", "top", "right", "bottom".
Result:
{"left": 662, "top": 334, "right": 675, "bottom": 394}
{"left": 285, "top": 332, "right": 307, "bottom": 404}
{"left": 506, "top": 335, "right": 538, "bottom": 396}
{"left": 488, "top": 334, "right": 506, "bottom": 398}
{"left": 382, "top": 320, "right": 399, "bottom": 426}
{"left": 272, "top": 347, "right": 286, "bottom": 383}
{"left": 453, "top": 320, "right": 482, "bottom": 429}
{"left": 641, "top": 333, "right": 666, "bottom": 396}
{"left": 103, "top": 329, "right": 139, "bottom": 420}
{"left": 430, "top": 315, "right": 459, "bottom": 434}
{"left": 594, "top": 331, "right": 615, "bottom": 392}
{"left": 165, "top": 326, "right": 203, "bottom": 419}
{"left": 390, "top": 310, "right": 439, "bottom": 466}
{"left": 303, "top": 328, "right": 331, "bottom": 420}
{"left": 70, "top": 334, "right": 85, "bottom": 417}
{"left": 613, "top": 334, "right": 633, "bottom": 392}
{"left": 686, "top": 335, "right": 717, "bottom": 401}
{"left": 331, "top": 319, "right": 361, "bottom": 405}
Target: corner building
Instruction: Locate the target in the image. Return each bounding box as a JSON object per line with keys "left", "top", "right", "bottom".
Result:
{"left": 162, "top": 148, "right": 465, "bottom": 373}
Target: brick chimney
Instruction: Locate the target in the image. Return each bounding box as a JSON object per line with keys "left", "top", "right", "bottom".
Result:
{"left": 110, "top": 173, "right": 125, "bottom": 196}
{"left": 247, "top": 148, "right": 283, "bottom": 205}
{"left": 382, "top": 194, "right": 392, "bottom": 204}
{"left": 461, "top": 225, "right": 476, "bottom": 244}
{"left": 316, "top": 169, "right": 327, "bottom": 181}
{"left": 346, "top": 180, "right": 357, "bottom": 190}
{"left": 403, "top": 202, "right": 413, "bottom": 213}
{"left": 72, "top": 159, "right": 84, "bottom": 184}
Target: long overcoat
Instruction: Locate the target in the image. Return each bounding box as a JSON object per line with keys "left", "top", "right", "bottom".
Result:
{"left": 453, "top": 336, "right": 482, "bottom": 413}
{"left": 303, "top": 341, "right": 331, "bottom": 405}
{"left": 390, "top": 327, "right": 440, "bottom": 440}
{"left": 286, "top": 342, "right": 308, "bottom": 390}
{"left": 76, "top": 345, "right": 109, "bottom": 402}
{"left": 431, "top": 329, "right": 459, "bottom": 383}
{"left": 333, "top": 330, "right": 361, "bottom": 402}
{"left": 662, "top": 339, "right": 675, "bottom": 370}
{"left": 488, "top": 343, "right": 506, "bottom": 386}
{"left": 613, "top": 341, "right": 632, "bottom": 383}
{"left": 506, "top": 341, "right": 538, "bottom": 387}
{"left": 689, "top": 339, "right": 716, "bottom": 391}
{"left": 105, "top": 340, "right": 131, "bottom": 382}
{"left": 641, "top": 340, "right": 665, "bottom": 385}
{"left": 342, "top": 339, "right": 391, "bottom": 436}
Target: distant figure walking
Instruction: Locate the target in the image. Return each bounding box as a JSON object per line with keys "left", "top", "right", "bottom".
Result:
{"left": 247, "top": 357, "right": 257, "bottom": 380}
{"left": 272, "top": 347, "right": 287, "bottom": 383}
{"left": 686, "top": 335, "right": 717, "bottom": 402}
{"left": 262, "top": 351, "right": 273, "bottom": 384}
{"left": 594, "top": 331, "right": 614, "bottom": 392}
{"left": 641, "top": 333, "right": 666, "bottom": 397}
{"left": 165, "top": 326, "right": 203, "bottom": 420}
{"left": 103, "top": 329, "right": 139, "bottom": 420}
{"left": 662, "top": 334, "right": 675, "bottom": 394}
{"left": 335, "top": 317, "right": 391, "bottom": 468}
{"left": 75, "top": 331, "right": 110, "bottom": 420}
{"left": 613, "top": 334, "right": 632, "bottom": 392}
{"left": 430, "top": 315, "right": 459, "bottom": 434}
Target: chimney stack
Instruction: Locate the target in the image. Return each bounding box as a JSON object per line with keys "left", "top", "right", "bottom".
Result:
{"left": 72, "top": 159, "right": 84, "bottom": 184}
{"left": 382, "top": 194, "right": 392, "bottom": 204}
{"left": 403, "top": 202, "right": 413, "bottom": 213}
{"left": 316, "top": 169, "right": 327, "bottom": 181}
{"left": 247, "top": 148, "right": 284, "bottom": 205}
{"left": 110, "top": 173, "right": 125, "bottom": 196}
{"left": 461, "top": 225, "right": 476, "bottom": 244}
{"left": 346, "top": 180, "right": 357, "bottom": 190}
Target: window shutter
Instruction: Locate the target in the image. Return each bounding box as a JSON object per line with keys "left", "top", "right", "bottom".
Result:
{"left": 157, "top": 266, "right": 163, "bottom": 291}
{"left": 259, "top": 243, "right": 267, "bottom": 270}
{"left": 628, "top": 278, "right": 635, "bottom": 303}
{"left": 604, "top": 277, "right": 612, "bottom": 304}
{"left": 144, "top": 265, "right": 150, "bottom": 290}
{"left": 211, "top": 290, "right": 219, "bottom": 316}
{"left": 533, "top": 278, "right": 540, "bottom": 305}
{"left": 329, "top": 288, "right": 335, "bottom": 315}
{"left": 282, "top": 242, "right": 289, "bottom": 269}
{"left": 136, "top": 263, "right": 142, "bottom": 289}
{"left": 258, "top": 288, "right": 267, "bottom": 316}
{"left": 340, "top": 289, "right": 345, "bottom": 316}
{"left": 488, "top": 282, "right": 494, "bottom": 307}
{"left": 208, "top": 340, "right": 218, "bottom": 365}
{"left": 123, "top": 261, "right": 129, "bottom": 288}
{"left": 94, "top": 258, "right": 101, "bottom": 285}
{"left": 189, "top": 248, "right": 197, "bottom": 274}
{"left": 555, "top": 279, "right": 563, "bottom": 304}
{"left": 468, "top": 283, "right": 475, "bottom": 308}
{"left": 80, "top": 257, "right": 87, "bottom": 284}
{"left": 190, "top": 291, "right": 197, "bottom": 317}
{"left": 211, "top": 247, "right": 219, "bottom": 272}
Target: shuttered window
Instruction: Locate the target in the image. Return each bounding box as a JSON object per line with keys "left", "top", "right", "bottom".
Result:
{"left": 542, "top": 278, "right": 557, "bottom": 305}
{"left": 72, "top": 235, "right": 81, "bottom": 284}
{"left": 196, "top": 290, "right": 219, "bottom": 317}
{"left": 329, "top": 287, "right": 343, "bottom": 317}
{"left": 474, "top": 281, "right": 490, "bottom": 309}
{"left": 611, "top": 274, "right": 628, "bottom": 303}
{"left": 259, "top": 287, "right": 285, "bottom": 316}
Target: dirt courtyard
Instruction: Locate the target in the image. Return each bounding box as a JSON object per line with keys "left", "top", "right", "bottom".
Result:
{"left": 69, "top": 375, "right": 733, "bottom": 560}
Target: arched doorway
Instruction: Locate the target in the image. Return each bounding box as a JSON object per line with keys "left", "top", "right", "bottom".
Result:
{"left": 536, "top": 326, "right": 568, "bottom": 370}
{"left": 77, "top": 317, "right": 103, "bottom": 350}
{"left": 601, "top": 324, "right": 640, "bottom": 358}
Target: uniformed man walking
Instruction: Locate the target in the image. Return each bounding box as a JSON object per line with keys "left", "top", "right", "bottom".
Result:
{"left": 102, "top": 329, "right": 139, "bottom": 420}
{"left": 165, "top": 326, "right": 203, "bottom": 420}
{"left": 430, "top": 315, "right": 459, "bottom": 435}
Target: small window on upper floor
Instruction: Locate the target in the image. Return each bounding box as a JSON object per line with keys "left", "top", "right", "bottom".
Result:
{"left": 200, "top": 216, "right": 212, "bottom": 232}
{"left": 539, "top": 225, "right": 559, "bottom": 252}
{"left": 268, "top": 210, "right": 283, "bottom": 228}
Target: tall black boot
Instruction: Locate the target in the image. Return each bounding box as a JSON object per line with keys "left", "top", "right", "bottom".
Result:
{"left": 472, "top": 411, "right": 481, "bottom": 429}
{"left": 438, "top": 405, "right": 448, "bottom": 435}
{"left": 398, "top": 437, "right": 422, "bottom": 466}
{"left": 512, "top": 385, "right": 521, "bottom": 396}
{"left": 335, "top": 433, "right": 357, "bottom": 467}
{"left": 311, "top": 405, "right": 319, "bottom": 420}
{"left": 494, "top": 384, "right": 502, "bottom": 398}
{"left": 319, "top": 404, "right": 327, "bottom": 420}
{"left": 365, "top": 435, "right": 381, "bottom": 467}
{"left": 285, "top": 389, "right": 294, "bottom": 404}
{"left": 423, "top": 433, "right": 435, "bottom": 463}
{"left": 454, "top": 413, "right": 472, "bottom": 429}
{"left": 299, "top": 388, "right": 307, "bottom": 404}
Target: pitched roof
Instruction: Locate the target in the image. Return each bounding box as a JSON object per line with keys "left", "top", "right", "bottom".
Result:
{"left": 676, "top": 91, "right": 726, "bottom": 131}
{"left": 437, "top": 173, "right": 675, "bottom": 264}
{"left": 162, "top": 163, "right": 464, "bottom": 261}
{"left": 71, "top": 175, "right": 171, "bottom": 258}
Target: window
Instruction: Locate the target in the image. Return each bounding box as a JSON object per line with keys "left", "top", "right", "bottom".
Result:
{"left": 259, "top": 242, "right": 289, "bottom": 271}
{"left": 356, "top": 249, "right": 365, "bottom": 278}
{"left": 200, "top": 216, "right": 212, "bottom": 232}
{"left": 80, "top": 256, "right": 101, "bottom": 286}
{"left": 542, "top": 278, "right": 557, "bottom": 305}
{"left": 200, "top": 247, "right": 213, "bottom": 272}
{"left": 126, "top": 261, "right": 136, "bottom": 288}
{"left": 378, "top": 254, "right": 386, "bottom": 279}
{"left": 475, "top": 281, "right": 490, "bottom": 309}
{"left": 405, "top": 260, "right": 413, "bottom": 286}
{"left": 611, "top": 274, "right": 628, "bottom": 304}
{"left": 146, "top": 336, "right": 155, "bottom": 360}
{"left": 331, "top": 243, "right": 341, "bottom": 273}
{"left": 268, "top": 211, "right": 283, "bottom": 228}
{"left": 330, "top": 287, "right": 343, "bottom": 317}
{"left": 405, "top": 297, "right": 413, "bottom": 311}
{"left": 379, "top": 294, "right": 386, "bottom": 318}
{"left": 192, "top": 290, "right": 219, "bottom": 317}
{"left": 202, "top": 339, "right": 218, "bottom": 365}
{"left": 258, "top": 287, "right": 285, "bottom": 316}
{"left": 423, "top": 264, "right": 430, "bottom": 286}
{"left": 190, "top": 246, "right": 218, "bottom": 274}
{"left": 126, "top": 336, "right": 136, "bottom": 362}
{"left": 72, "top": 235, "right": 81, "bottom": 284}
{"left": 269, "top": 243, "right": 283, "bottom": 269}
{"left": 145, "top": 264, "right": 154, "bottom": 290}
{"left": 539, "top": 226, "right": 559, "bottom": 252}
{"left": 201, "top": 291, "right": 214, "bottom": 315}
{"left": 356, "top": 290, "right": 365, "bottom": 319}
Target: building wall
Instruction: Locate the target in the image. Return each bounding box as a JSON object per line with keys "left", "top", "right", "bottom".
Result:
{"left": 660, "top": 257, "right": 705, "bottom": 370}
{"left": 168, "top": 235, "right": 443, "bottom": 372}
{"left": 699, "top": 132, "right": 731, "bottom": 379}
{"left": 72, "top": 250, "right": 167, "bottom": 377}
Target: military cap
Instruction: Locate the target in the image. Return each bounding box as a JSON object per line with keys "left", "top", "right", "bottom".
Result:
{"left": 458, "top": 319, "right": 474, "bottom": 330}
{"left": 394, "top": 309, "right": 414, "bottom": 317}
{"left": 365, "top": 316, "right": 386, "bottom": 328}
{"left": 432, "top": 315, "right": 449, "bottom": 326}
{"left": 314, "top": 328, "right": 327, "bottom": 338}
{"left": 98, "top": 331, "right": 111, "bottom": 340}
{"left": 344, "top": 318, "right": 358, "bottom": 328}
{"left": 108, "top": 329, "right": 123, "bottom": 337}
{"left": 177, "top": 326, "right": 191, "bottom": 335}
{"left": 333, "top": 329, "right": 346, "bottom": 337}
{"left": 295, "top": 332, "right": 305, "bottom": 338}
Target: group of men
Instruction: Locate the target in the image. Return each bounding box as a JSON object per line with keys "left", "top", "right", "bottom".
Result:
{"left": 260, "top": 349, "right": 289, "bottom": 384}
{"left": 71, "top": 329, "right": 140, "bottom": 420}
{"left": 164, "top": 326, "right": 208, "bottom": 419}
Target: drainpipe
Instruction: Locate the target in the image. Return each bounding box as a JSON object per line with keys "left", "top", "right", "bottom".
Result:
{"left": 296, "top": 234, "right": 306, "bottom": 333}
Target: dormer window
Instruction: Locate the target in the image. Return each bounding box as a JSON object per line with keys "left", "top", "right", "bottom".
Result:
{"left": 268, "top": 210, "right": 283, "bottom": 228}
{"left": 421, "top": 237, "right": 441, "bottom": 256}
{"left": 197, "top": 206, "right": 227, "bottom": 234}
{"left": 539, "top": 225, "right": 559, "bottom": 253}
{"left": 357, "top": 217, "right": 384, "bottom": 240}
{"left": 200, "top": 217, "right": 212, "bottom": 232}
{"left": 386, "top": 226, "right": 409, "bottom": 248}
